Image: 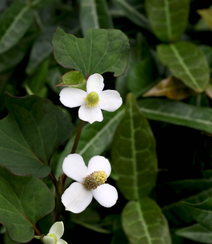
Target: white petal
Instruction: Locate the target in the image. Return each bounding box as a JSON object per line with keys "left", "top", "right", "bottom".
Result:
{"left": 87, "top": 156, "right": 111, "bottom": 177}
{"left": 61, "top": 182, "right": 93, "bottom": 213}
{"left": 91, "top": 184, "right": 118, "bottom": 208}
{"left": 58, "top": 239, "right": 68, "bottom": 244}
{"left": 86, "top": 74, "right": 104, "bottom": 94}
{"left": 62, "top": 154, "right": 87, "bottom": 183}
{"left": 59, "top": 87, "right": 86, "bottom": 108}
{"left": 99, "top": 90, "right": 122, "bottom": 112}
{"left": 43, "top": 236, "right": 55, "bottom": 244}
{"left": 79, "top": 105, "right": 103, "bottom": 124}
{"left": 49, "top": 222, "right": 64, "bottom": 239}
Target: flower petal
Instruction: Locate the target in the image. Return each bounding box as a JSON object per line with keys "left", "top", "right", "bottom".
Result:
{"left": 87, "top": 156, "right": 111, "bottom": 177}
{"left": 86, "top": 74, "right": 104, "bottom": 94}
{"left": 99, "top": 90, "right": 122, "bottom": 112}
{"left": 79, "top": 105, "right": 103, "bottom": 124}
{"left": 62, "top": 154, "right": 87, "bottom": 183}
{"left": 49, "top": 222, "right": 64, "bottom": 239}
{"left": 58, "top": 239, "right": 68, "bottom": 244}
{"left": 91, "top": 184, "right": 118, "bottom": 207}
{"left": 59, "top": 87, "right": 86, "bottom": 108}
{"left": 61, "top": 182, "right": 93, "bottom": 213}
{"left": 43, "top": 236, "right": 55, "bottom": 244}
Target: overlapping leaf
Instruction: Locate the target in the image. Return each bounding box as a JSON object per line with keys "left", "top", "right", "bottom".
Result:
{"left": 58, "top": 108, "right": 124, "bottom": 176}
{"left": 176, "top": 224, "right": 212, "bottom": 243}
{"left": 111, "top": 94, "right": 157, "bottom": 200}
{"left": 0, "top": 93, "right": 72, "bottom": 177}
{"left": 143, "top": 76, "right": 195, "bottom": 100}
{"left": 0, "top": 1, "right": 33, "bottom": 54}
{"left": 157, "top": 42, "right": 210, "bottom": 92}
{"left": 26, "top": 27, "right": 56, "bottom": 75}
{"left": 181, "top": 198, "right": 212, "bottom": 231}
{"left": 138, "top": 98, "right": 212, "bottom": 134}
{"left": 127, "top": 57, "right": 159, "bottom": 98}
{"left": 113, "top": 0, "right": 151, "bottom": 30}
{"left": 122, "top": 198, "right": 171, "bottom": 244}
{"left": 145, "top": 0, "right": 189, "bottom": 42}
{"left": 52, "top": 27, "right": 129, "bottom": 78}
{"left": 0, "top": 165, "right": 54, "bottom": 243}
{"left": 80, "top": 0, "right": 113, "bottom": 36}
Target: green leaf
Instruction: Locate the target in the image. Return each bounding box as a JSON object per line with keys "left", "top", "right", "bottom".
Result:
{"left": 58, "top": 108, "right": 124, "bottom": 176}
{"left": 111, "top": 94, "right": 157, "bottom": 200}
{"left": 145, "top": 0, "right": 189, "bottom": 42}
{"left": 176, "top": 224, "right": 212, "bottom": 243}
{"left": 127, "top": 57, "right": 159, "bottom": 98}
{"left": 31, "top": 0, "right": 57, "bottom": 9}
{"left": 46, "top": 67, "right": 63, "bottom": 94}
{"left": 112, "top": 0, "right": 151, "bottom": 30}
{"left": 122, "top": 198, "right": 171, "bottom": 244}
{"left": 157, "top": 42, "right": 210, "bottom": 92}
{"left": 181, "top": 198, "right": 212, "bottom": 232}
{"left": 162, "top": 183, "right": 212, "bottom": 226}
{"left": 52, "top": 27, "right": 129, "bottom": 78}
{"left": 138, "top": 98, "right": 212, "bottom": 134}
{"left": 0, "top": 93, "right": 72, "bottom": 178}
{"left": 0, "top": 165, "right": 54, "bottom": 243}
{"left": 28, "top": 59, "right": 49, "bottom": 97}
{"left": 80, "top": 0, "right": 113, "bottom": 36}
{"left": 0, "top": 32, "right": 36, "bottom": 73}
{"left": 0, "top": 1, "right": 33, "bottom": 54}
{"left": 56, "top": 71, "right": 86, "bottom": 90}
{"left": 26, "top": 27, "right": 55, "bottom": 75}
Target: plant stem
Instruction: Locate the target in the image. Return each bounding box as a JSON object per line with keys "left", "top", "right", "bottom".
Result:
{"left": 34, "top": 224, "right": 42, "bottom": 236}
{"left": 61, "top": 119, "right": 84, "bottom": 188}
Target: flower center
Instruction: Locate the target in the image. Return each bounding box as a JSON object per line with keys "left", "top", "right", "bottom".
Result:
{"left": 83, "top": 171, "right": 107, "bottom": 190}
{"left": 84, "top": 92, "right": 100, "bottom": 108}
{"left": 48, "top": 233, "right": 58, "bottom": 244}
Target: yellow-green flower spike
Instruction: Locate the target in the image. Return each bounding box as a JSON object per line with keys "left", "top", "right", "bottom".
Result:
{"left": 83, "top": 171, "right": 107, "bottom": 190}
{"left": 84, "top": 92, "right": 100, "bottom": 108}
{"left": 48, "top": 234, "right": 58, "bottom": 244}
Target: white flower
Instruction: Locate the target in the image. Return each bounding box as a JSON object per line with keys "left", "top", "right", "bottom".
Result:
{"left": 61, "top": 154, "right": 118, "bottom": 213}
{"left": 42, "top": 222, "right": 67, "bottom": 244}
{"left": 59, "top": 73, "right": 122, "bottom": 124}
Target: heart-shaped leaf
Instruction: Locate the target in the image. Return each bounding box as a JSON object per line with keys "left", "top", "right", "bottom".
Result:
{"left": 157, "top": 42, "right": 210, "bottom": 92}
{"left": 0, "top": 165, "right": 54, "bottom": 243}
{"left": 52, "top": 27, "right": 129, "bottom": 78}
{"left": 111, "top": 93, "right": 157, "bottom": 200}
{"left": 0, "top": 93, "right": 72, "bottom": 178}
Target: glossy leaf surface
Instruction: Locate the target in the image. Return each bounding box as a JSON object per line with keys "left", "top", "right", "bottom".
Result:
{"left": 176, "top": 223, "right": 212, "bottom": 243}
{"left": 145, "top": 0, "right": 189, "bottom": 42}
{"left": 0, "top": 165, "right": 54, "bottom": 243}
{"left": 80, "top": 0, "right": 113, "bottom": 36}
{"left": 157, "top": 42, "right": 210, "bottom": 92}
{"left": 112, "top": 94, "right": 157, "bottom": 200}
{"left": 122, "top": 198, "right": 171, "bottom": 244}
{"left": 0, "top": 1, "right": 33, "bottom": 54}
{"left": 113, "top": 0, "right": 151, "bottom": 30}
{"left": 138, "top": 98, "right": 212, "bottom": 134}
{"left": 0, "top": 93, "right": 72, "bottom": 177}
{"left": 52, "top": 27, "right": 129, "bottom": 78}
